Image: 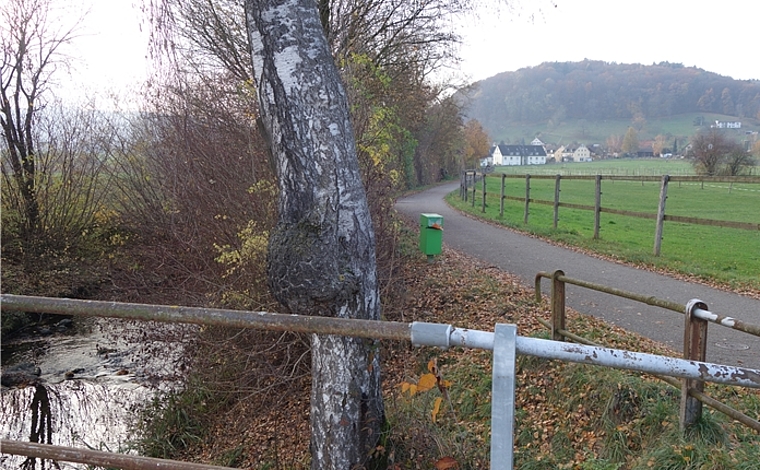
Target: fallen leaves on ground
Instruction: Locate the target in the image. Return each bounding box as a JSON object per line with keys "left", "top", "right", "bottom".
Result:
{"left": 181, "top": 243, "right": 755, "bottom": 469}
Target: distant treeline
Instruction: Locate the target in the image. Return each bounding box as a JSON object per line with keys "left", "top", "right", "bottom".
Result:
{"left": 465, "top": 60, "right": 760, "bottom": 128}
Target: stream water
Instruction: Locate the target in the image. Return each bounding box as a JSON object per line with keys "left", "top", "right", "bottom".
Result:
{"left": 1, "top": 316, "right": 190, "bottom": 469}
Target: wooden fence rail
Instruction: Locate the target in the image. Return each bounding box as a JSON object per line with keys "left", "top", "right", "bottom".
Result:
{"left": 460, "top": 171, "right": 760, "bottom": 256}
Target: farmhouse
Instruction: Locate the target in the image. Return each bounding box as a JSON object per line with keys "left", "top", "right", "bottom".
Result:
{"left": 714, "top": 120, "right": 741, "bottom": 129}
{"left": 490, "top": 143, "right": 547, "bottom": 166}
{"left": 554, "top": 144, "right": 592, "bottom": 162}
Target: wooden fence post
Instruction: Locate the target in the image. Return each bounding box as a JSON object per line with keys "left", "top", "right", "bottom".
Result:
{"left": 500, "top": 174, "right": 506, "bottom": 218}
{"left": 482, "top": 173, "right": 487, "bottom": 213}
{"left": 680, "top": 299, "right": 709, "bottom": 431}
{"left": 553, "top": 175, "right": 561, "bottom": 229}
{"left": 653, "top": 175, "right": 670, "bottom": 256}
{"left": 551, "top": 270, "right": 566, "bottom": 341}
{"left": 593, "top": 175, "right": 602, "bottom": 240}
{"left": 472, "top": 172, "right": 476, "bottom": 207}
{"left": 524, "top": 174, "right": 531, "bottom": 224}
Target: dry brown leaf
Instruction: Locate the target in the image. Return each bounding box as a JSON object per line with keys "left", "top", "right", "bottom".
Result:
{"left": 434, "top": 456, "right": 458, "bottom": 469}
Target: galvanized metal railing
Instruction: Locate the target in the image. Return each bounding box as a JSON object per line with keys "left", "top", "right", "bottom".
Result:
{"left": 535, "top": 270, "right": 760, "bottom": 432}
{"left": 2, "top": 294, "right": 760, "bottom": 470}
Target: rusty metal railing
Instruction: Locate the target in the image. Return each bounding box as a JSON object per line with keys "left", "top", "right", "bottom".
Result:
{"left": 534, "top": 270, "right": 760, "bottom": 432}
{"left": 534, "top": 270, "right": 760, "bottom": 338}
{"left": 0, "top": 440, "right": 233, "bottom": 470}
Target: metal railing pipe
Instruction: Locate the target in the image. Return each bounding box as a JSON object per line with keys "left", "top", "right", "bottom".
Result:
{"left": 693, "top": 307, "right": 760, "bottom": 338}
{"left": 0, "top": 440, "right": 234, "bottom": 470}
{"left": 535, "top": 271, "right": 684, "bottom": 313}
{"left": 0, "top": 295, "right": 411, "bottom": 341}
{"left": 514, "top": 335, "right": 760, "bottom": 389}
{"left": 414, "top": 320, "right": 760, "bottom": 389}
{"left": 535, "top": 272, "right": 760, "bottom": 339}
{"left": 535, "top": 317, "right": 760, "bottom": 432}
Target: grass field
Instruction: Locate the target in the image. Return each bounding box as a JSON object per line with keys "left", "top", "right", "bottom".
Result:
{"left": 449, "top": 160, "right": 760, "bottom": 292}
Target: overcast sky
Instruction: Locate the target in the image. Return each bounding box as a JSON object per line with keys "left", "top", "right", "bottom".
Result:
{"left": 456, "top": 0, "right": 760, "bottom": 83}
{"left": 60, "top": 0, "right": 759, "bottom": 105}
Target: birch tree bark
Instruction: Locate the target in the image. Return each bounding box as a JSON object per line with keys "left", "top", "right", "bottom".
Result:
{"left": 244, "top": 1, "right": 383, "bottom": 468}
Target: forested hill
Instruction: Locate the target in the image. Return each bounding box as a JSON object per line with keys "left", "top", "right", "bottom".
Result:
{"left": 465, "top": 60, "right": 760, "bottom": 132}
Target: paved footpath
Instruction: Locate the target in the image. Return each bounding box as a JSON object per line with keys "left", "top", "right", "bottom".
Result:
{"left": 396, "top": 182, "right": 760, "bottom": 369}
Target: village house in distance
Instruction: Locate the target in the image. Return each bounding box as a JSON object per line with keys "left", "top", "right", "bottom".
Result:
{"left": 485, "top": 138, "right": 548, "bottom": 166}
{"left": 483, "top": 138, "right": 597, "bottom": 167}
{"left": 554, "top": 143, "right": 592, "bottom": 162}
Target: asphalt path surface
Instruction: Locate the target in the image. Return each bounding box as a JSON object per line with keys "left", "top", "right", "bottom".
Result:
{"left": 396, "top": 182, "right": 760, "bottom": 370}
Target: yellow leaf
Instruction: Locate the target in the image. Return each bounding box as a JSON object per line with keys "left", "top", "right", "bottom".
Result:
{"left": 401, "top": 382, "right": 410, "bottom": 394}
{"left": 417, "top": 373, "right": 437, "bottom": 393}
{"left": 431, "top": 397, "right": 443, "bottom": 423}
{"left": 409, "top": 384, "right": 418, "bottom": 396}
{"left": 440, "top": 379, "right": 452, "bottom": 389}
{"left": 428, "top": 358, "right": 438, "bottom": 374}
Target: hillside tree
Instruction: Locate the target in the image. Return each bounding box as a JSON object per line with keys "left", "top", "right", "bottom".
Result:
{"left": 621, "top": 127, "right": 639, "bottom": 156}
{"left": 723, "top": 145, "right": 755, "bottom": 176}
{"left": 605, "top": 134, "right": 622, "bottom": 154}
{"left": 689, "top": 129, "right": 742, "bottom": 176}
{"left": 652, "top": 135, "right": 668, "bottom": 156}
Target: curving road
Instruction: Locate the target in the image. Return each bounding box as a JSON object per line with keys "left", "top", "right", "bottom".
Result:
{"left": 396, "top": 182, "right": 760, "bottom": 369}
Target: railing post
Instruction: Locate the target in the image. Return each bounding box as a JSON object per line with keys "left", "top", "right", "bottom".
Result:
{"left": 653, "top": 175, "right": 670, "bottom": 256}
{"left": 551, "top": 270, "right": 566, "bottom": 341}
{"left": 490, "top": 323, "right": 517, "bottom": 470}
{"left": 553, "top": 174, "right": 561, "bottom": 229}
{"left": 680, "top": 299, "right": 709, "bottom": 431}
{"left": 593, "top": 175, "right": 602, "bottom": 240}
{"left": 523, "top": 174, "right": 531, "bottom": 224}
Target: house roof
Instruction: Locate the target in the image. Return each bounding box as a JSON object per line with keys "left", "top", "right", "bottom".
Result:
{"left": 492, "top": 144, "right": 547, "bottom": 157}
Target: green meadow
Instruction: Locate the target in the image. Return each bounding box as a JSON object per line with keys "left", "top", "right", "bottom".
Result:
{"left": 448, "top": 159, "right": 760, "bottom": 292}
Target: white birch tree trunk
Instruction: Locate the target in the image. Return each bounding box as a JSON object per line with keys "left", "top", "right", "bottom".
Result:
{"left": 244, "top": 1, "right": 383, "bottom": 468}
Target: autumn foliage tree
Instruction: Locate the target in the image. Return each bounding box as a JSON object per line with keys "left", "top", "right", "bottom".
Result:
{"left": 463, "top": 119, "right": 491, "bottom": 168}
{"left": 606, "top": 134, "right": 622, "bottom": 155}
{"left": 621, "top": 127, "right": 639, "bottom": 156}
{"left": 652, "top": 135, "right": 668, "bottom": 157}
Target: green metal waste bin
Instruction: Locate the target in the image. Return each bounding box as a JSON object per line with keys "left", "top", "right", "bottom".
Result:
{"left": 419, "top": 213, "right": 443, "bottom": 256}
